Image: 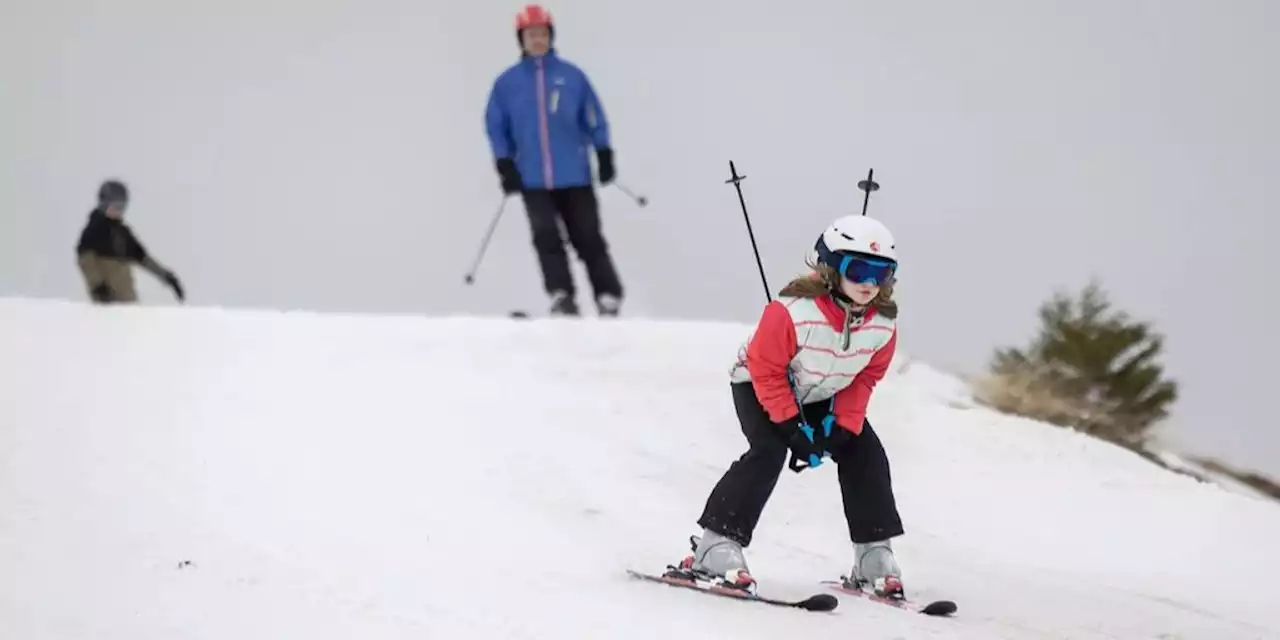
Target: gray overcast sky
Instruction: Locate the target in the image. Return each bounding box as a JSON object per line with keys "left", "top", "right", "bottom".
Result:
{"left": 2, "top": 0, "right": 1276, "bottom": 477}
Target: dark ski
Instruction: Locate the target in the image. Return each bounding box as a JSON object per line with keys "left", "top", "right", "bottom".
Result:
{"left": 822, "top": 578, "right": 957, "bottom": 616}
{"left": 627, "top": 569, "right": 838, "bottom": 612}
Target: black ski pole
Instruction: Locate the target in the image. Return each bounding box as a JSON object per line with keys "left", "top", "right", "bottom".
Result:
{"left": 725, "top": 160, "right": 772, "bottom": 302}
{"left": 857, "top": 168, "right": 880, "bottom": 216}
{"left": 613, "top": 181, "right": 648, "bottom": 207}
{"left": 463, "top": 197, "right": 510, "bottom": 285}
{"left": 726, "top": 160, "right": 863, "bottom": 475}
{"left": 725, "top": 160, "right": 807, "bottom": 470}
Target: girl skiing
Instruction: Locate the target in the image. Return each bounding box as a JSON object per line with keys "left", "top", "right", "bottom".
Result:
{"left": 671, "top": 214, "right": 907, "bottom": 599}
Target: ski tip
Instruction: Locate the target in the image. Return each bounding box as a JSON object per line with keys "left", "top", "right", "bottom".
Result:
{"left": 921, "top": 600, "right": 958, "bottom": 616}
{"left": 798, "top": 593, "right": 839, "bottom": 612}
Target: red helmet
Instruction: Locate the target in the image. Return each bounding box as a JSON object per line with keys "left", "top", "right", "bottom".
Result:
{"left": 514, "top": 4, "right": 554, "bottom": 49}
{"left": 515, "top": 4, "right": 553, "bottom": 30}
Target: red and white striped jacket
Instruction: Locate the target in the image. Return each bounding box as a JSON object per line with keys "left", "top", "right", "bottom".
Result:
{"left": 729, "top": 294, "right": 897, "bottom": 435}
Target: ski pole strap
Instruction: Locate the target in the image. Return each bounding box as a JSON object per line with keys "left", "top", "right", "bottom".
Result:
{"left": 788, "top": 451, "right": 823, "bottom": 473}
{"left": 785, "top": 370, "right": 828, "bottom": 473}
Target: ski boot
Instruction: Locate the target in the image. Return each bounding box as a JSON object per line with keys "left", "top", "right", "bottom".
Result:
{"left": 549, "top": 290, "right": 579, "bottom": 317}
{"left": 842, "top": 539, "right": 904, "bottom": 600}
{"left": 595, "top": 294, "right": 621, "bottom": 317}
{"left": 664, "top": 531, "right": 758, "bottom": 595}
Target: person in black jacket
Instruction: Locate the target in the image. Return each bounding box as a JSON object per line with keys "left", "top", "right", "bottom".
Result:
{"left": 75, "top": 180, "right": 184, "bottom": 304}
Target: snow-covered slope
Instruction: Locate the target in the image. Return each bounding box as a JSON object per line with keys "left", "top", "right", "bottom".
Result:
{"left": 1152, "top": 451, "right": 1279, "bottom": 503}
{"left": 2, "top": 298, "right": 1278, "bottom": 639}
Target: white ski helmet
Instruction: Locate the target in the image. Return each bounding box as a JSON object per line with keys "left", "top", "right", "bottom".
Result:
{"left": 814, "top": 215, "right": 898, "bottom": 285}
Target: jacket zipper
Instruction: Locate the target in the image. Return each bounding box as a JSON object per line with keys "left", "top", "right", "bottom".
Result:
{"left": 535, "top": 59, "right": 554, "bottom": 187}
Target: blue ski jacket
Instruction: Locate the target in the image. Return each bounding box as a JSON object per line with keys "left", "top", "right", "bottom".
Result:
{"left": 484, "top": 52, "right": 611, "bottom": 190}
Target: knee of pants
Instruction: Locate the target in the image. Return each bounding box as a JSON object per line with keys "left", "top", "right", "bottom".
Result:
{"left": 568, "top": 230, "right": 608, "bottom": 257}
{"left": 533, "top": 235, "right": 565, "bottom": 255}
{"left": 529, "top": 224, "right": 565, "bottom": 254}
{"left": 831, "top": 421, "right": 890, "bottom": 465}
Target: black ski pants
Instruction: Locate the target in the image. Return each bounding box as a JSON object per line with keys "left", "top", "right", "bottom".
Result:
{"left": 696, "top": 382, "right": 905, "bottom": 548}
{"left": 520, "top": 186, "right": 623, "bottom": 300}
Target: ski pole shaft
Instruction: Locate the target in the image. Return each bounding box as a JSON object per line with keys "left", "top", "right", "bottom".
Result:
{"left": 613, "top": 182, "right": 648, "bottom": 207}
{"left": 726, "top": 160, "right": 865, "bottom": 473}
{"left": 725, "top": 160, "right": 771, "bottom": 302}
{"left": 724, "top": 160, "right": 806, "bottom": 469}
{"left": 857, "top": 168, "right": 880, "bottom": 216}
{"left": 463, "top": 197, "right": 510, "bottom": 285}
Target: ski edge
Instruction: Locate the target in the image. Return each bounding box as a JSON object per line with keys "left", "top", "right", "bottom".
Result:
{"left": 626, "top": 569, "right": 838, "bottom": 612}
{"left": 820, "top": 579, "right": 958, "bottom": 616}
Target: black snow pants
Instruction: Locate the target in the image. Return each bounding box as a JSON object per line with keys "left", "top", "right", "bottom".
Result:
{"left": 696, "top": 382, "right": 905, "bottom": 548}
{"left": 520, "top": 186, "right": 624, "bottom": 300}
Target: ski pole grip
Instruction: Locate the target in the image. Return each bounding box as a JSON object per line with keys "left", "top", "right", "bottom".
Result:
{"left": 788, "top": 452, "right": 809, "bottom": 473}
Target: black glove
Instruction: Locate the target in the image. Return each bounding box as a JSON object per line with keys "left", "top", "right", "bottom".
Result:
{"left": 90, "top": 284, "right": 113, "bottom": 303}
{"left": 595, "top": 147, "right": 615, "bottom": 184}
{"left": 496, "top": 158, "right": 522, "bottom": 195}
{"left": 163, "top": 271, "right": 185, "bottom": 302}
{"left": 775, "top": 414, "right": 826, "bottom": 473}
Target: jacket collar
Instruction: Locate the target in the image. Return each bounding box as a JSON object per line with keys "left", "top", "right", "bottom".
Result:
{"left": 813, "top": 293, "right": 879, "bottom": 350}
{"left": 88, "top": 207, "right": 122, "bottom": 224}
{"left": 520, "top": 49, "right": 558, "bottom": 65}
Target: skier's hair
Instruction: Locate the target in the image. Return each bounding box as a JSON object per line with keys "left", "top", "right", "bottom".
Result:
{"left": 777, "top": 257, "right": 898, "bottom": 319}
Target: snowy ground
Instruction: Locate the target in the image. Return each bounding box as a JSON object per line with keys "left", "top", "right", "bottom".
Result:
{"left": 2, "top": 297, "right": 1278, "bottom": 639}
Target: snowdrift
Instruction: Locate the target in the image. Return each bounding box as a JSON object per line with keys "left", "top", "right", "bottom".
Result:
{"left": 2, "top": 297, "right": 1278, "bottom": 639}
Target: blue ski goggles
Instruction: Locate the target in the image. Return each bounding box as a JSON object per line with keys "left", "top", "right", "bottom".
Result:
{"left": 815, "top": 237, "right": 897, "bottom": 286}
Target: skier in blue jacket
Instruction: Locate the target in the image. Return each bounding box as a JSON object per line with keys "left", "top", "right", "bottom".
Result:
{"left": 484, "top": 4, "right": 625, "bottom": 317}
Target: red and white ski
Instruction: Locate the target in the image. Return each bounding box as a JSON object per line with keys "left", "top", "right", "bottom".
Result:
{"left": 822, "top": 578, "right": 957, "bottom": 616}
{"left": 626, "top": 569, "right": 838, "bottom": 612}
